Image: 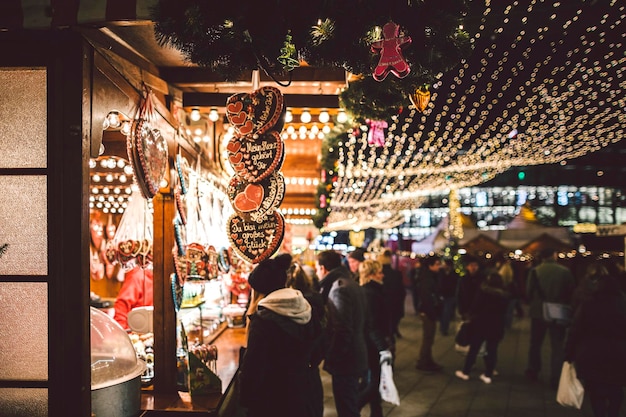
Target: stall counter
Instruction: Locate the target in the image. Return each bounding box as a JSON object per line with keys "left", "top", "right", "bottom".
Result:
{"left": 140, "top": 326, "right": 246, "bottom": 415}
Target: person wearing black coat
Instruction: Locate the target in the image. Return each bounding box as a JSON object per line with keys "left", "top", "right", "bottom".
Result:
{"left": 564, "top": 261, "right": 626, "bottom": 417}
{"left": 456, "top": 255, "right": 485, "bottom": 320}
{"left": 416, "top": 254, "right": 444, "bottom": 372}
{"left": 378, "top": 249, "right": 405, "bottom": 339}
{"left": 286, "top": 262, "right": 327, "bottom": 417}
{"left": 315, "top": 250, "right": 368, "bottom": 417}
{"left": 455, "top": 271, "right": 509, "bottom": 384}
{"left": 239, "top": 254, "right": 322, "bottom": 417}
{"left": 358, "top": 259, "right": 393, "bottom": 417}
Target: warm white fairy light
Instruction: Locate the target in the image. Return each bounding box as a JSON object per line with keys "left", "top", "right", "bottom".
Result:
{"left": 324, "top": 1, "right": 625, "bottom": 230}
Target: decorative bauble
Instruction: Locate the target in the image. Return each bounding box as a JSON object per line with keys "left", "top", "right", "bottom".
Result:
{"left": 409, "top": 84, "right": 431, "bottom": 112}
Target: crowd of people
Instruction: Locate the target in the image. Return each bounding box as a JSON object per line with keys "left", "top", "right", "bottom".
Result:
{"left": 235, "top": 246, "right": 625, "bottom": 417}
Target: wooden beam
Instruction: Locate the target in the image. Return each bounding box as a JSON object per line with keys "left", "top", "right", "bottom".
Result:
{"left": 161, "top": 66, "right": 346, "bottom": 85}
{"left": 184, "top": 93, "right": 340, "bottom": 109}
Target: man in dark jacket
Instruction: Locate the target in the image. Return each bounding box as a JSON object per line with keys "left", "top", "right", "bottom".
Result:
{"left": 416, "top": 254, "right": 444, "bottom": 372}
{"left": 438, "top": 258, "right": 459, "bottom": 336}
{"left": 378, "top": 249, "right": 405, "bottom": 339}
{"left": 525, "top": 247, "right": 575, "bottom": 388}
{"left": 457, "top": 255, "right": 485, "bottom": 320}
{"left": 315, "top": 250, "right": 368, "bottom": 417}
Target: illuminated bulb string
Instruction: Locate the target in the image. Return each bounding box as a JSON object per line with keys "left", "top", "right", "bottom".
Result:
{"left": 324, "top": 1, "right": 625, "bottom": 230}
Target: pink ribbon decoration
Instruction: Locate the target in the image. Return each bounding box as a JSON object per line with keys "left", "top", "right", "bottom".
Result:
{"left": 367, "top": 119, "right": 388, "bottom": 147}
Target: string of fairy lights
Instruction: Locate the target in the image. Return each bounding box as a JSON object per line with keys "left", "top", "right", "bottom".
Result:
{"left": 324, "top": 0, "right": 625, "bottom": 231}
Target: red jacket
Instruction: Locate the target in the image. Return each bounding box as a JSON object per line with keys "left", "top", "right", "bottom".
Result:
{"left": 113, "top": 266, "right": 153, "bottom": 330}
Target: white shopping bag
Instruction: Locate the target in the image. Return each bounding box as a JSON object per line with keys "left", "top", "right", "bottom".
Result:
{"left": 556, "top": 362, "right": 584, "bottom": 409}
{"left": 379, "top": 362, "right": 400, "bottom": 406}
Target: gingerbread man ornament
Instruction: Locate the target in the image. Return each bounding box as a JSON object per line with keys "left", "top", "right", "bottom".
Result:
{"left": 371, "top": 21, "right": 412, "bottom": 81}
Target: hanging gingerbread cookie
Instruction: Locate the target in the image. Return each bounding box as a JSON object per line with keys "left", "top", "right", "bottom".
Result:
{"left": 371, "top": 21, "right": 412, "bottom": 81}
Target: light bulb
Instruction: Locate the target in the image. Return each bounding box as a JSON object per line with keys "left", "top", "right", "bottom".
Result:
{"left": 107, "top": 112, "right": 121, "bottom": 128}
{"left": 336, "top": 110, "right": 348, "bottom": 123}
{"left": 300, "top": 110, "right": 311, "bottom": 123}
{"left": 120, "top": 121, "right": 131, "bottom": 136}
{"left": 190, "top": 108, "right": 201, "bottom": 122}
{"left": 208, "top": 108, "right": 219, "bottom": 122}
{"left": 285, "top": 109, "right": 293, "bottom": 123}
{"left": 318, "top": 110, "right": 330, "bottom": 123}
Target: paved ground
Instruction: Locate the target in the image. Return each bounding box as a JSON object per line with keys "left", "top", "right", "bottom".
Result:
{"left": 321, "top": 293, "right": 626, "bottom": 417}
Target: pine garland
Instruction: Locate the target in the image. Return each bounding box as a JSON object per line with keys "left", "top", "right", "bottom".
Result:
{"left": 312, "top": 128, "right": 347, "bottom": 229}
{"left": 151, "top": 0, "right": 474, "bottom": 82}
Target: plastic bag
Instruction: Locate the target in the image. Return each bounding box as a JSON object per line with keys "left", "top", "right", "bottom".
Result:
{"left": 556, "top": 362, "right": 584, "bottom": 409}
{"left": 105, "top": 190, "right": 153, "bottom": 270}
{"left": 379, "top": 362, "right": 400, "bottom": 406}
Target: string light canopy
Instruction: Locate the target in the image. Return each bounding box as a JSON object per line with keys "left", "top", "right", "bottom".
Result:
{"left": 321, "top": 0, "right": 625, "bottom": 231}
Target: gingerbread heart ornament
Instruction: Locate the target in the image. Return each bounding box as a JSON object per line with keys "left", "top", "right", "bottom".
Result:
{"left": 228, "top": 172, "right": 285, "bottom": 223}
{"left": 226, "top": 86, "right": 285, "bottom": 136}
{"left": 227, "top": 211, "right": 285, "bottom": 264}
{"left": 226, "top": 131, "right": 284, "bottom": 182}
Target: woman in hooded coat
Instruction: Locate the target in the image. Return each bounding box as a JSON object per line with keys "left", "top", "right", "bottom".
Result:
{"left": 239, "top": 253, "right": 322, "bottom": 417}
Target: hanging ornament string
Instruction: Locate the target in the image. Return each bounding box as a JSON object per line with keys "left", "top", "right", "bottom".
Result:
{"left": 366, "top": 119, "right": 388, "bottom": 147}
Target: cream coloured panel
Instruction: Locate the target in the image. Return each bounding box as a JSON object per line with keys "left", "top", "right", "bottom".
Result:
{"left": 0, "top": 68, "right": 47, "bottom": 168}
{"left": 0, "top": 176, "right": 47, "bottom": 275}
{"left": 0, "top": 282, "right": 48, "bottom": 380}
{"left": 0, "top": 388, "right": 48, "bottom": 416}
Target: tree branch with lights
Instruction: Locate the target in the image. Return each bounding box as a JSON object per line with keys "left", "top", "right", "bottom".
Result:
{"left": 151, "top": 0, "right": 473, "bottom": 86}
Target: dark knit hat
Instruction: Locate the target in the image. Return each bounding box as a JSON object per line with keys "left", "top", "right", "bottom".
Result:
{"left": 248, "top": 253, "right": 293, "bottom": 295}
{"left": 348, "top": 248, "right": 366, "bottom": 262}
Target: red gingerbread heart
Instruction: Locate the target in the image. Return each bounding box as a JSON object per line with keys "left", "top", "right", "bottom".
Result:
{"left": 226, "top": 140, "right": 242, "bottom": 153}
{"left": 226, "top": 101, "right": 243, "bottom": 114}
{"left": 229, "top": 152, "right": 243, "bottom": 165}
{"left": 226, "top": 86, "right": 285, "bottom": 136}
{"left": 227, "top": 211, "right": 285, "bottom": 264}
{"left": 227, "top": 172, "right": 285, "bottom": 222}
{"left": 230, "top": 111, "right": 247, "bottom": 126}
{"left": 233, "top": 184, "right": 264, "bottom": 212}
{"left": 226, "top": 131, "right": 284, "bottom": 182}
{"left": 245, "top": 183, "right": 263, "bottom": 202}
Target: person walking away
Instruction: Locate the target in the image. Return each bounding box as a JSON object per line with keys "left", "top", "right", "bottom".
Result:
{"left": 495, "top": 253, "right": 518, "bottom": 329}
{"left": 564, "top": 261, "right": 626, "bottom": 417}
{"left": 286, "top": 262, "right": 326, "bottom": 417}
{"left": 239, "top": 253, "right": 321, "bottom": 417}
{"left": 315, "top": 250, "right": 368, "bottom": 417}
{"left": 378, "top": 249, "right": 405, "bottom": 339}
{"left": 358, "top": 259, "right": 393, "bottom": 417}
{"left": 438, "top": 258, "right": 459, "bottom": 336}
{"left": 415, "top": 254, "right": 444, "bottom": 372}
{"left": 524, "top": 247, "right": 575, "bottom": 389}
{"left": 456, "top": 255, "right": 485, "bottom": 321}
{"left": 409, "top": 257, "right": 423, "bottom": 315}
{"left": 455, "top": 271, "right": 510, "bottom": 384}
{"left": 347, "top": 248, "right": 366, "bottom": 283}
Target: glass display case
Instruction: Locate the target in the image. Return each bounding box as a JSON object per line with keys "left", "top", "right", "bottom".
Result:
{"left": 91, "top": 307, "right": 146, "bottom": 417}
